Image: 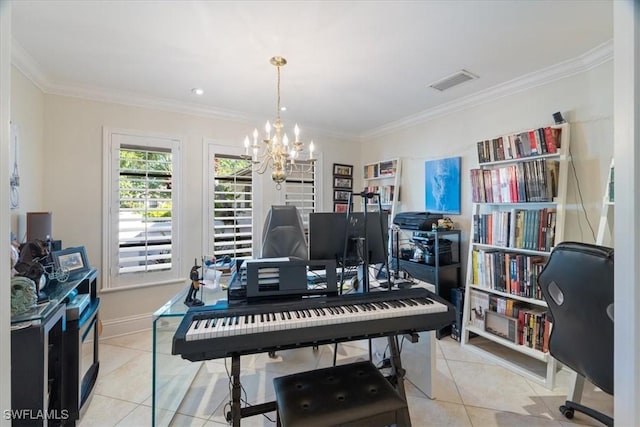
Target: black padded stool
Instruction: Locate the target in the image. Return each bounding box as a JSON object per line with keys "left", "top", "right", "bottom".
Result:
{"left": 273, "top": 360, "right": 410, "bottom": 427}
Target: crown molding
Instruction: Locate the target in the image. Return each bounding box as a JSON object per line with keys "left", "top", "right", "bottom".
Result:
{"left": 12, "top": 37, "right": 612, "bottom": 142}
{"left": 11, "top": 38, "right": 359, "bottom": 143}
{"left": 11, "top": 39, "right": 50, "bottom": 92}
{"left": 360, "top": 39, "right": 614, "bottom": 140}
{"left": 45, "top": 80, "right": 252, "bottom": 122}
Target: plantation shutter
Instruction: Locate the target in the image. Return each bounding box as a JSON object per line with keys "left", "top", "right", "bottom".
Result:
{"left": 284, "top": 160, "right": 316, "bottom": 228}
{"left": 117, "top": 146, "right": 174, "bottom": 274}
{"left": 212, "top": 154, "right": 254, "bottom": 259}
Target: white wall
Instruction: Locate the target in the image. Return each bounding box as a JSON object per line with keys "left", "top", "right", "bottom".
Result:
{"left": 360, "top": 61, "right": 614, "bottom": 282}
{"left": 37, "top": 91, "right": 358, "bottom": 335}
{"left": 9, "top": 66, "right": 46, "bottom": 237}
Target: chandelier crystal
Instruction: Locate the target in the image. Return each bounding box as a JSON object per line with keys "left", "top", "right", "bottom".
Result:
{"left": 242, "top": 56, "right": 315, "bottom": 186}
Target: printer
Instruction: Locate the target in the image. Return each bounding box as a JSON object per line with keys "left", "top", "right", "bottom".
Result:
{"left": 393, "top": 211, "right": 443, "bottom": 231}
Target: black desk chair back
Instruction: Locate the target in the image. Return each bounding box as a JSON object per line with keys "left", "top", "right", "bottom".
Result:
{"left": 262, "top": 205, "right": 308, "bottom": 260}
{"left": 538, "top": 241, "right": 613, "bottom": 426}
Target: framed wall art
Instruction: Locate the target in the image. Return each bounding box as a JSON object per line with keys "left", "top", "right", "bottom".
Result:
{"left": 333, "top": 164, "right": 353, "bottom": 177}
{"left": 333, "top": 176, "right": 353, "bottom": 189}
{"left": 334, "top": 203, "right": 349, "bottom": 213}
{"left": 425, "top": 156, "right": 461, "bottom": 215}
{"left": 334, "top": 190, "right": 352, "bottom": 202}
{"left": 332, "top": 163, "right": 354, "bottom": 211}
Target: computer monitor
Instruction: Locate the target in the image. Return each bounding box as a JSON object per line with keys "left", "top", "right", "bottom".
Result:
{"left": 308, "top": 212, "right": 389, "bottom": 266}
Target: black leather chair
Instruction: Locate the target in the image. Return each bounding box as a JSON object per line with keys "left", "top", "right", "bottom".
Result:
{"left": 537, "top": 241, "right": 613, "bottom": 427}
{"left": 261, "top": 205, "right": 308, "bottom": 260}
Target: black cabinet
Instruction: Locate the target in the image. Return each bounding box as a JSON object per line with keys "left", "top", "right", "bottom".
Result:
{"left": 391, "top": 229, "right": 461, "bottom": 338}
{"left": 11, "top": 304, "right": 66, "bottom": 425}
{"left": 11, "top": 269, "right": 100, "bottom": 426}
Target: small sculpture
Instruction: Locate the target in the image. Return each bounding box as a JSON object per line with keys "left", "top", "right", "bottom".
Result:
{"left": 184, "top": 258, "right": 205, "bottom": 307}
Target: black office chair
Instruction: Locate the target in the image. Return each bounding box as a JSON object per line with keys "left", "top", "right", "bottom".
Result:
{"left": 537, "top": 241, "right": 613, "bottom": 427}
{"left": 261, "top": 205, "right": 308, "bottom": 260}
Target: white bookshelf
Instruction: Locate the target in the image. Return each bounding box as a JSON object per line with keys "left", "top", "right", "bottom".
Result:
{"left": 461, "top": 122, "right": 571, "bottom": 389}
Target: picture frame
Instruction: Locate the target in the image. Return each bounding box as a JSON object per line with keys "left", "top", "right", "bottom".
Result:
{"left": 333, "top": 163, "right": 353, "bottom": 177}
{"left": 334, "top": 203, "right": 349, "bottom": 213}
{"left": 333, "top": 176, "right": 353, "bottom": 189}
{"left": 51, "top": 246, "right": 90, "bottom": 276}
{"left": 424, "top": 156, "right": 461, "bottom": 215}
{"left": 334, "top": 190, "right": 352, "bottom": 202}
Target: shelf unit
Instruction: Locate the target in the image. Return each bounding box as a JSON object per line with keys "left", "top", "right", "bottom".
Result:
{"left": 391, "top": 228, "right": 461, "bottom": 339}
{"left": 10, "top": 268, "right": 100, "bottom": 425}
{"left": 363, "top": 158, "right": 401, "bottom": 221}
{"left": 461, "top": 122, "right": 570, "bottom": 388}
{"left": 596, "top": 158, "right": 614, "bottom": 246}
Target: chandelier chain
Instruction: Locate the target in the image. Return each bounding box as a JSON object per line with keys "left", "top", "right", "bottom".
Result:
{"left": 276, "top": 65, "right": 281, "bottom": 122}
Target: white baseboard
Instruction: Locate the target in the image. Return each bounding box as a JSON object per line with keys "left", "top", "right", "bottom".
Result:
{"left": 99, "top": 313, "right": 152, "bottom": 339}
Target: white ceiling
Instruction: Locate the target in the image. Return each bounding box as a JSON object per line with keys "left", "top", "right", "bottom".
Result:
{"left": 11, "top": 1, "right": 613, "bottom": 139}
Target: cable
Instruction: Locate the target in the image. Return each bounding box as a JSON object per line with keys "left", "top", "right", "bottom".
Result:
{"left": 569, "top": 146, "right": 597, "bottom": 242}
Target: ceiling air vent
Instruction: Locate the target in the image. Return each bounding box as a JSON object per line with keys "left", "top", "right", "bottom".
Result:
{"left": 429, "top": 69, "right": 478, "bottom": 91}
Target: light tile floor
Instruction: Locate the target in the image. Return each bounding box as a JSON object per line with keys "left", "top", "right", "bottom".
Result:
{"left": 81, "top": 329, "right": 613, "bottom": 427}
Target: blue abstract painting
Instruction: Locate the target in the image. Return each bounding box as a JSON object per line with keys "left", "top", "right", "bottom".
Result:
{"left": 425, "top": 156, "right": 461, "bottom": 215}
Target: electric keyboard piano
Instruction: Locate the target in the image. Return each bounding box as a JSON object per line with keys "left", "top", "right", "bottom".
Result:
{"left": 172, "top": 287, "right": 455, "bottom": 362}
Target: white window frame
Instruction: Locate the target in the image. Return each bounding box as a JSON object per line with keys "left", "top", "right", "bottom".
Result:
{"left": 102, "top": 128, "right": 183, "bottom": 291}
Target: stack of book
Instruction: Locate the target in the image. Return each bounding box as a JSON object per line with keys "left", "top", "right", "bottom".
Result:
{"left": 476, "top": 126, "right": 562, "bottom": 163}
{"left": 470, "top": 159, "right": 559, "bottom": 203}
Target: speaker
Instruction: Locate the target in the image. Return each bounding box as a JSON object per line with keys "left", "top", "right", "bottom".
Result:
{"left": 26, "top": 212, "right": 52, "bottom": 242}
{"left": 553, "top": 111, "right": 565, "bottom": 124}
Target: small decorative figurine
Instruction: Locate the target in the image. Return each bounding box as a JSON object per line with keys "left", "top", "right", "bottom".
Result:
{"left": 184, "top": 258, "right": 205, "bottom": 307}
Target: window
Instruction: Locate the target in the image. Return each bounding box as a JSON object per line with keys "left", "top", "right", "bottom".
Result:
{"left": 103, "top": 129, "right": 182, "bottom": 289}
{"left": 209, "top": 152, "right": 254, "bottom": 260}
{"left": 283, "top": 160, "right": 317, "bottom": 229}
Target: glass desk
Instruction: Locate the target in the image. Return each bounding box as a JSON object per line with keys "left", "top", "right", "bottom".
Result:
{"left": 151, "top": 278, "right": 439, "bottom": 426}
{"left": 152, "top": 282, "right": 227, "bottom": 426}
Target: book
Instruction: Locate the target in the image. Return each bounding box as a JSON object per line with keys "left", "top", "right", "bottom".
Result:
{"left": 469, "top": 288, "right": 489, "bottom": 330}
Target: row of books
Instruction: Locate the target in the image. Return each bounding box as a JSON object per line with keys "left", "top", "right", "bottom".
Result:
{"left": 379, "top": 160, "right": 397, "bottom": 176}
{"left": 470, "top": 159, "right": 559, "bottom": 203}
{"left": 471, "top": 249, "right": 546, "bottom": 300}
{"left": 469, "top": 289, "right": 551, "bottom": 352}
{"left": 519, "top": 308, "right": 551, "bottom": 352}
{"left": 363, "top": 164, "right": 379, "bottom": 180}
{"left": 476, "top": 126, "right": 562, "bottom": 164}
{"left": 472, "top": 208, "right": 557, "bottom": 251}
{"left": 363, "top": 160, "right": 397, "bottom": 180}
{"left": 364, "top": 185, "right": 395, "bottom": 204}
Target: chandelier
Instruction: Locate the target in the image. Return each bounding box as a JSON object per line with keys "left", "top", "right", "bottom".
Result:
{"left": 242, "top": 56, "right": 315, "bottom": 186}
